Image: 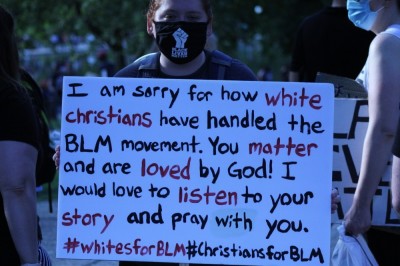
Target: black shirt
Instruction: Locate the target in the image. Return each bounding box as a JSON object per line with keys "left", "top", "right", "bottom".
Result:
{"left": 290, "top": 7, "right": 375, "bottom": 82}
{"left": 114, "top": 50, "right": 257, "bottom": 81}
{"left": 0, "top": 80, "right": 38, "bottom": 148}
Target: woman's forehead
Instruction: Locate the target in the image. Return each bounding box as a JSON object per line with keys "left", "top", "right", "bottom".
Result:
{"left": 156, "top": 0, "right": 206, "bottom": 14}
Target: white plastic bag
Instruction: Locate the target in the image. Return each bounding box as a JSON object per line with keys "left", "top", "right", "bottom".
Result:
{"left": 331, "top": 224, "right": 378, "bottom": 266}
{"left": 38, "top": 244, "right": 52, "bottom": 266}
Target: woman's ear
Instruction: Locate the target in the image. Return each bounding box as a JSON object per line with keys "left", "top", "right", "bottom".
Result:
{"left": 147, "top": 19, "right": 155, "bottom": 36}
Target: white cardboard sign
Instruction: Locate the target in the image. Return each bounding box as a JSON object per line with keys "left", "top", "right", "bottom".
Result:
{"left": 57, "top": 77, "right": 334, "bottom": 265}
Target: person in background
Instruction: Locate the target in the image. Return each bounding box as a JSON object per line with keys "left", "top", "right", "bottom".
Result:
{"left": 256, "top": 66, "right": 273, "bottom": 81}
{"left": 0, "top": 5, "right": 40, "bottom": 266}
{"left": 343, "top": 0, "right": 400, "bottom": 265}
{"left": 289, "top": 0, "right": 375, "bottom": 82}
{"left": 51, "top": 59, "right": 73, "bottom": 118}
{"left": 97, "top": 48, "right": 115, "bottom": 77}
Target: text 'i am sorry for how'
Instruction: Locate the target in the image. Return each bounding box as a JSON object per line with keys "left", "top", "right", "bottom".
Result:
{"left": 69, "top": 82, "right": 321, "bottom": 109}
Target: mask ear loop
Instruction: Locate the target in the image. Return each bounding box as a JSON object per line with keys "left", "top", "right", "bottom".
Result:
{"left": 371, "top": 1, "right": 385, "bottom": 13}
{"left": 375, "top": 5, "right": 385, "bottom": 13}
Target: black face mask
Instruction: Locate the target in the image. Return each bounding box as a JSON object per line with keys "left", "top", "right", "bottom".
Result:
{"left": 153, "top": 21, "right": 208, "bottom": 64}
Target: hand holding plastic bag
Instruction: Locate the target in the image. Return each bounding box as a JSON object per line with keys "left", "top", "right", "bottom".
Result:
{"left": 331, "top": 224, "right": 378, "bottom": 266}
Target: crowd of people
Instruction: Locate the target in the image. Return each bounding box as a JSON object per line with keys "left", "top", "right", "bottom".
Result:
{"left": 2, "top": 0, "right": 400, "bottom": 265}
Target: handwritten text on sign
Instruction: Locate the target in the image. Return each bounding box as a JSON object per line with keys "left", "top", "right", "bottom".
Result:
{"left": 57, "top": 77, "right": 334, "bottom": 265}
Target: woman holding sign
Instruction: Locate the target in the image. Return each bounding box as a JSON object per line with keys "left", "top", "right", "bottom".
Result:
{"left": 52, "top": 0, "right": 342, "bottom": 265}
{"left": 61, "top": 0, "right": 256, "bottom": 265}
{"left": 344, "top": 0, "right": 400, "bottom": 264}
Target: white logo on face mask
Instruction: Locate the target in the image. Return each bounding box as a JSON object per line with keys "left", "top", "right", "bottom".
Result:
{"left": 172, "top": 28, "right": 188, "bottom": 58}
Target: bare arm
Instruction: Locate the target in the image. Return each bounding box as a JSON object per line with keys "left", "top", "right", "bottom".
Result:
{"left": 0, "top": 141, "right": 39, "bottom": 264}
{"left": 345, "top": 34, "right": 400, "bottom": 235}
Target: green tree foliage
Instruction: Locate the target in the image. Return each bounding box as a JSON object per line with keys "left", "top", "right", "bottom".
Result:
{"left": 4, "top": 0, "right": 151, "bottom": 70}
{"left": 3, "top": 0, "right": 329, "bottom": 78}
{"left": 212, "top": 0, "right": 329, "bottom": 78}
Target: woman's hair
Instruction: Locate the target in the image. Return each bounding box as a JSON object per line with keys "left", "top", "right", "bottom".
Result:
{"left": 147, "top": 0, "right": 213, "bottom": 21}
{"left": 0, "top": 5, "right": 20, "bottom": 83}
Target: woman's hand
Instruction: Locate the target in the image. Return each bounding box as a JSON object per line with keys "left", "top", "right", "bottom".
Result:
{"left": 52, "top": 145, "right": 60, "bottom": 169}
{"left": 344, "top": 202, "right": 371, "bottom": 236}
{"left": 331, "top": 188, "right": 340, "bottom": 214}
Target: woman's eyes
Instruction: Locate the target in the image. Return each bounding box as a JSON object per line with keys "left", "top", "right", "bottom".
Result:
{"left": 163, "top": 13, "right": 203, "bottom": 22}
{"left": 164, "top": 14, "right": 176, "bottom": 20}
{"left": 187, "top": 16, "right": 202, "bottom": 21}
